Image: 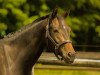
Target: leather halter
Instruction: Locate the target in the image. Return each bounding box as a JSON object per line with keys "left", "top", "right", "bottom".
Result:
{"left": 46, "top": 20, "right": 72, "bottom": 60}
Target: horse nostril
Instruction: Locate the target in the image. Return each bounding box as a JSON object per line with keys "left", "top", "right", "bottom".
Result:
{"left": 68, "top": 52, "right": 71, "bottom": 57}
{"left": 63, "top": 52, "right": 76, "bottom": 63}
{"left": 68, "top": 52, "right": 75, "bottom": 58}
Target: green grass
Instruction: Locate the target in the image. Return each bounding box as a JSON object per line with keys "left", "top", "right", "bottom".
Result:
{"left": 34, "top": 69, "right": 100, "bottom": 75}
{"left": 34, "top": 64, "right": 100, "bottom": 75}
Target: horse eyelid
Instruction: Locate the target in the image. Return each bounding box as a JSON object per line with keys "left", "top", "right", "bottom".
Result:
{"left": 53, "top": 29, "right": 59, "bottom": 32}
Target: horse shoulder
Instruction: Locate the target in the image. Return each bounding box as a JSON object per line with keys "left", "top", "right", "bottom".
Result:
{"left": 0, "top": 43, "right": 7, "bottom": 75}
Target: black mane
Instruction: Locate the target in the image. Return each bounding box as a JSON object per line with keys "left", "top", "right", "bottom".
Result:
{"left": 32, "top": 14, "right": 49, "bottom": 23}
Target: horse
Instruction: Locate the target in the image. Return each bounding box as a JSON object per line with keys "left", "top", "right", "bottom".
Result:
{"left": 0, "top": 9, "right": 76, "bottom": 75}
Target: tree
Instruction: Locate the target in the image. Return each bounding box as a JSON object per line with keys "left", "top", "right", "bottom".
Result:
{"left": 0, "top": 0, "right": 100, "bottom": 51}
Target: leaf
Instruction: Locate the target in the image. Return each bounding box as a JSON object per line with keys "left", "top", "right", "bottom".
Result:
{"left": 0, "top": 9, "right": 8, "bottom": 17}
{"left": 0, "top": 23, "right": 7, "bottom": 31}
{"left": 76, "top": 0, "right": 86, "bottom": 8}
{"left": 89, "top": 0, "right": 100, "bottom": 9}
{"left": 12, "top": 8, "right": 28, "bottom": 21}
{"left": 95, "top": 26, "right": 100, "bottom": 37}
{"left": 41, "top": 3, "right": 48, "bottom": 10}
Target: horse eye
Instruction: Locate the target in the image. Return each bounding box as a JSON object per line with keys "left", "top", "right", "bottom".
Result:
{"left": 54, "top": 29, "right": 59, "bottom": 32}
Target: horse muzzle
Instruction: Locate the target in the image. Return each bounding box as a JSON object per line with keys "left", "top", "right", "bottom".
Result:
{"left": 62, "top": 52, "right": 76, "bottom": 64}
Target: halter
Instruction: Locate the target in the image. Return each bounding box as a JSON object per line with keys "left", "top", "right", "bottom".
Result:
{"left": 46, "top": 21, "right": 72, "bottom": 60}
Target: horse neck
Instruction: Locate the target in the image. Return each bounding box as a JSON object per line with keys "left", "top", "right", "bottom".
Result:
{"left": 1, "top": 19, "right": 48, "bottom": 75}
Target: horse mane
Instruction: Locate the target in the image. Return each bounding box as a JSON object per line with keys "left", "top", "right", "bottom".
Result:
{"left": 2, "top": 14, "right": 49, "bottom": 40}
{"left": 32, "top": 14, "right": 49, "bottom": 23}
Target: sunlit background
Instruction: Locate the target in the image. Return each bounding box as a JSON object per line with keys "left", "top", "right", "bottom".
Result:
{"left": 0, "top": 0, "right": 100, "bottom": 75}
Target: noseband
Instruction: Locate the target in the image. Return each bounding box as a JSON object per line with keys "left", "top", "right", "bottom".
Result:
{"left": 46, "top": 22, "right": 72, "bottom": 60}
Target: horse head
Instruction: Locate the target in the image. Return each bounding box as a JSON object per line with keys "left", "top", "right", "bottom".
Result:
{"left": 46, "top": 8, "right": 76, "bottom": 63}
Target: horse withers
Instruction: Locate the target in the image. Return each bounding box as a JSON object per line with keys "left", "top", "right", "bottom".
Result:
{"left": 0, "top": 9, "right": 76, "bottom": 75}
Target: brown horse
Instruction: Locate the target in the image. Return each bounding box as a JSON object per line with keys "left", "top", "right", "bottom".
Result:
{"left": 0, "top": 9, "right": 76, "bottom": 75}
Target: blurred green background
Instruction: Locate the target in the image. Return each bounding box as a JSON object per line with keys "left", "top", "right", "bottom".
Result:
{"left": 34, "top": 69, "right": 100, "bottom": 75}
{"left": 0, "top": 0, "right": 100, "bottom": 75}
{"left": 0, "top": 0, "right": 100, "bottom": 51}
{"left": 33, "top": 64, "right": 100, "bottom": 75}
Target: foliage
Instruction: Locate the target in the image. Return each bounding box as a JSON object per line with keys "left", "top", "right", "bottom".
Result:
{"left": 0, "top": 0, "right": 100, "bottom": 51}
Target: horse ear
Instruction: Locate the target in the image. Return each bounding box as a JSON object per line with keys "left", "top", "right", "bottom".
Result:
{"left": 49, "top": 8, "right": 58, "bottom": 20}
{"left": 63, "top": 10, "right": 70, "bottom": 18}
{"left": 52, "top": 8, "right": 58, "bottom": 17}
{"left": 48, "top": 8, "right": 58, "bottom": 25}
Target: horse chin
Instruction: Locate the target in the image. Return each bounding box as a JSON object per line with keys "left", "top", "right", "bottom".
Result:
{"left": 63, "top": 58, "right": 74, "bottom": 64}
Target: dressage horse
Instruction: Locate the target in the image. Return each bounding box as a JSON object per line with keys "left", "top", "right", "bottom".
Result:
{"left": 0, "top": 9, "right": 76, "bottom": 75}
